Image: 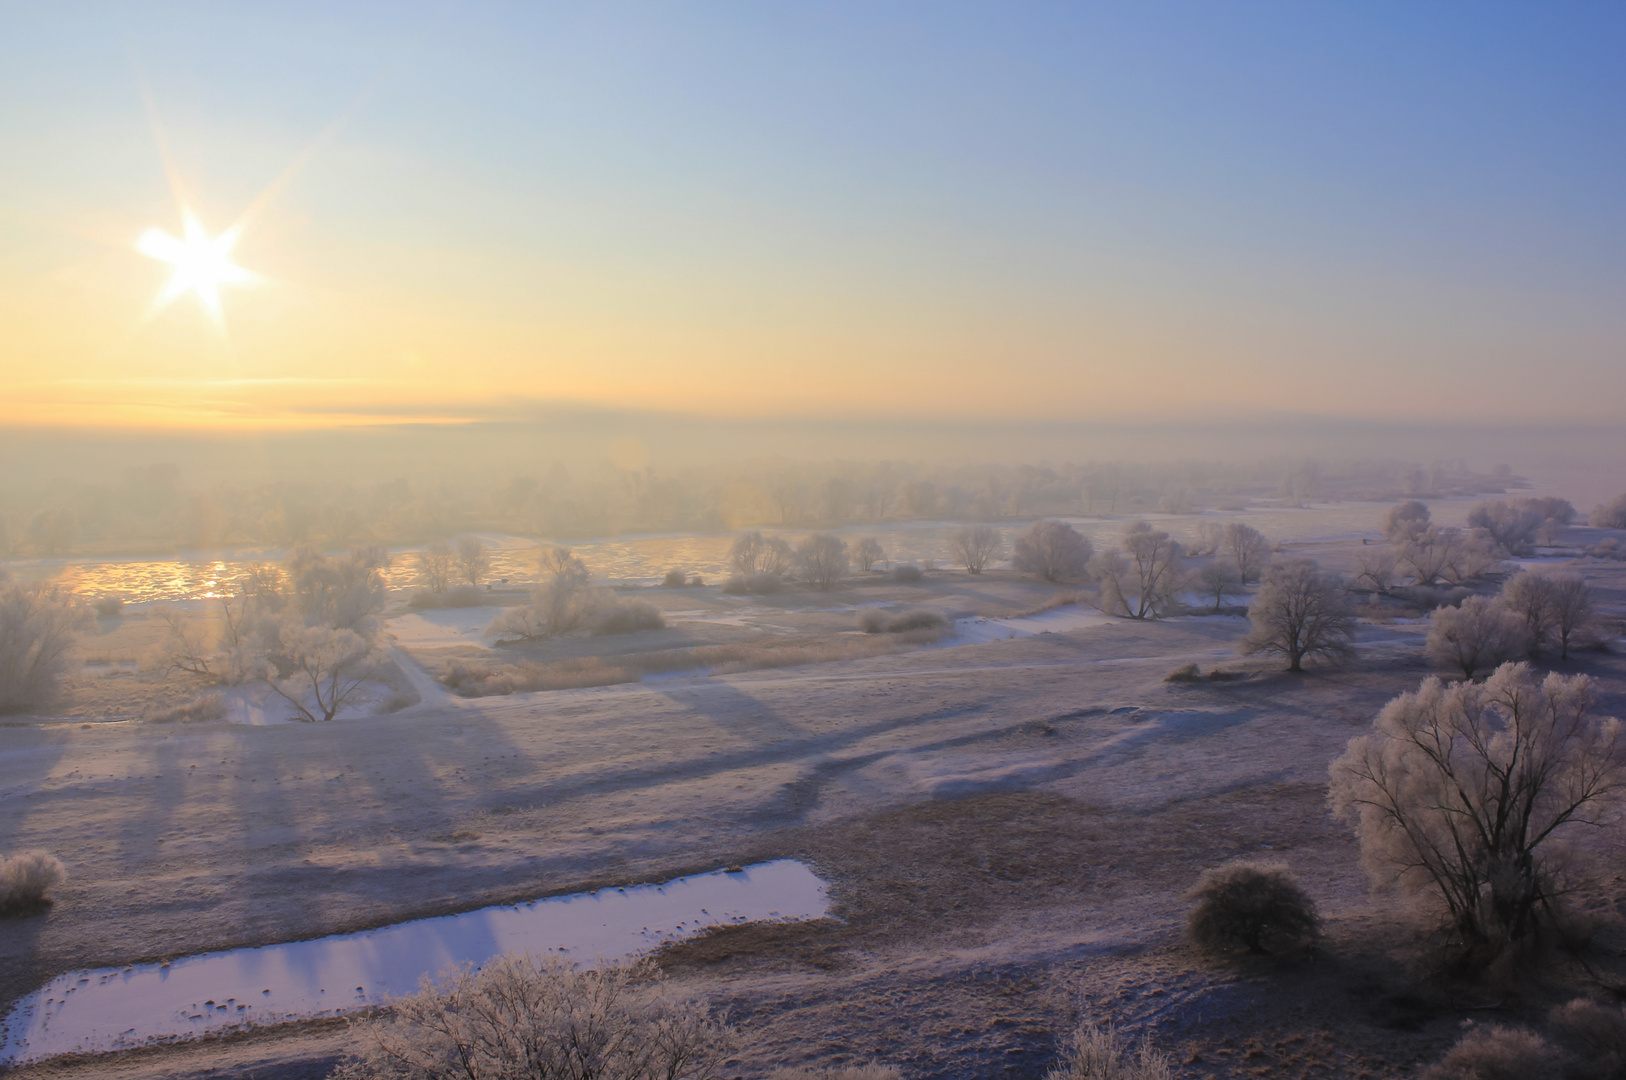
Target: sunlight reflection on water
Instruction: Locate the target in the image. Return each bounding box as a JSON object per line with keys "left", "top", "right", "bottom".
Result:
{"left": 4, "top": 502, "right": 1410, "bottom": 604}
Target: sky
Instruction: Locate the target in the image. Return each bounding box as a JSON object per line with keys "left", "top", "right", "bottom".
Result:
{"left": 3, "top": 2, "right": 1626, "bottom": 429}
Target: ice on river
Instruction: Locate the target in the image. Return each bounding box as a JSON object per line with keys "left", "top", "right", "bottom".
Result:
{"left": 0, "top": 859, "right": 828, "bottom": 1065}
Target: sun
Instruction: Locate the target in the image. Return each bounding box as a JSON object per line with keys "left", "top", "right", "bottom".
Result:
{"left": 138, "top": 209, "right": 257, "bottom": 327}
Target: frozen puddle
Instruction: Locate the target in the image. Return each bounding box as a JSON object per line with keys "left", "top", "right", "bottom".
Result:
{"left": 0, "top": 859, "right": 827, "bottom": 1065}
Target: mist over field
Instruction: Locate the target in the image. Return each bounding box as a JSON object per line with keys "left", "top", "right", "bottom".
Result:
{"left": 8, "top": 4, "right": 1626, "bottom": 1078}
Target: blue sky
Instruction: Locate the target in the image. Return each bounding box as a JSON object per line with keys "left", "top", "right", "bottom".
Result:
{"left": 3, "top": 3, "right": 1624, "bottom": 425}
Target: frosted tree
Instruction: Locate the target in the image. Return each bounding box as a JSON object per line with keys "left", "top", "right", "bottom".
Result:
{"left": 456, "top": 535, "right": 491, "bottom": 586}
{"left": 796, "top": 533, "right": 849, "bottom": 589}
{"left": 949, "top": 524, "right": 1002, "bottom": 575}
{"left": 1239, "top": 558, "right": 1355, "bottom": 671}
{"left": 1011, "top": 520, "right": 1092, "bottom": 582}
{"left": 1223, "top": 523, "right": 1272, "bottom": 584}
{"left": 1330, "top": 665, "right": 1626, "bottom": 961}
{"left": 1427, "top": 596, "right": 1532, "bottom": 679}
{"left": 853, "top": 537, "right": 885, "bottom": 572}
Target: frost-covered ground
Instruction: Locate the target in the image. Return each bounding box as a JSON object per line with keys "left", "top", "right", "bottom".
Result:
{"left": 5, "top": 511, "right": 1626, "bottom": 1079}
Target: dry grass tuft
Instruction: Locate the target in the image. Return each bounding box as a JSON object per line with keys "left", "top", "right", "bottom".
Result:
{"left": 771, "top": 1067, "right": 901, "bottom": 1080}
{"left": 0, "top": 850, "right": 66, "bottom": 914}
{"left": 1045, "top": 1022, "right": 1173, "bottom": 1080}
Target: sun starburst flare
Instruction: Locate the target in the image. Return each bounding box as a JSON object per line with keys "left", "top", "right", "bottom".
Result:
{"left": 138, "top": 209, "right": 257, "bottom": 328}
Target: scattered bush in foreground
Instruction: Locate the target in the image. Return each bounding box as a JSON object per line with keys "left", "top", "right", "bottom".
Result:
{"left": 1330, "top": 664, "right": 1626, "bottom": 968}
{"left": 771, "top": 1067, "right": 900, "bottom": 1080}
{"left": 1044, "top": 1022, "right": 1173, "bottom": 1080}
{"left": 891, "top": 564, "right": 923, "bottom": 584}
{"left": 332, "top": 953, "right": 729, "bottom": 1080}
{"left": 857, "top": 608, "right": 948, "bottom": 635}
{"left": 1426, "top": 595, "right": 1532, "bottom": 679}
{"left": 0, "top": 851, "right": 66, "bottom": 914}
{"left": 1549, "top": 998, "right": 1626, "bottom": 1077}
{"left": 1186, "top": 860, "right": 1318, "bottom": 955}
{"left": 592, "top": 599, "right": 666, "bottom": 636}
{"left": 662, "top": 569, "right": 688, "bottom": 588}
{"left": 1421, "top": 1024, "right": 1558, "bottom": 1080}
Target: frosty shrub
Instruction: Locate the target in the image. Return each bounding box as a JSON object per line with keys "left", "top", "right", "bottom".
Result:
{"left": 94, "top": 596, "right": 124, "bottom": 618}
{"left": 1421, "top": 1025, "right": 1558, "bottom": 1080}
{"left": 1591, "top": 494, "right": 1626, "bottom": 530}
{"left": 662, "top": 569, "right": 688, "bottom": 588}
{"left": 592, "top": 599, "right": 665, "bottom": 636}
{"left": 331, "top": 954, "right": 728, "bottom": 1080}
{"left": 796, "top": 533, "right": 849, "bottom": 589}
{"left": 891, "top": 564, "right": 923, "bottom": 584}
{"left": 1330, "top": 664, "right": 1626, "bottom": 964}
{"left": 0, "top": 581, "right": 86, "bottom": 714}
{"left": 858, "top": 608, "right": 946, "bottom": 634}
{"left": 949, "top": 525, "right": 1002, "bottom": 575}
{"left": 1011, "top": 520, "right": 1092, "bottom": 582}
{"left": 1044, "top": 1023, "right": 1173, "bottom": 1080}
{"left": 1186, "top": 860, "right": 1318, "bottom": 954}
{"left": 771, "top": 1067, "right": 900, "bottom": 1080}
{"left": 853, "top": 537, "right": 885, "bottom": 572}
{"left": 1546, "top": 576, "right": 1599, "bottom": 660}
{"left": 1426, "top": 596, "right": 1532, "bottom": 679}
{"left": 1239, "top": 558, "right": 1356, "bottom": 672}
{"left": 0, "top": 851, "right": 67, "bottom": 913}
{"left": 720, "top": 573, "right": 782, "bottom": 595}
{"left": 1549, "top": 998, "right": 1626, "bottom": 1078}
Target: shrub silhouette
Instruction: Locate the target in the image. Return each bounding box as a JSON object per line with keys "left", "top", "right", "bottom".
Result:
{"left": 592, "top": 600, "right": 665, "bottom": 636}
{"left": 891, "top": 564, "right": 923, "bottom": 584}
{"left": 1186, "top": 860, "right": 1317, "bottom": 954}
{"left": 1421, "top": 1025, "right": 1557, "bottom": 1080}
{"left": 0, "top": 851, "right": 66, "bottom": 914}
{"left": 662, "top": 569, "right": 687, "bottom": 588}
{"left": 1549, "top": 998, "right": 1626, "bottom": 1079}
{"left": 858, "top": 608, "right": 947, "bottom": 634}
